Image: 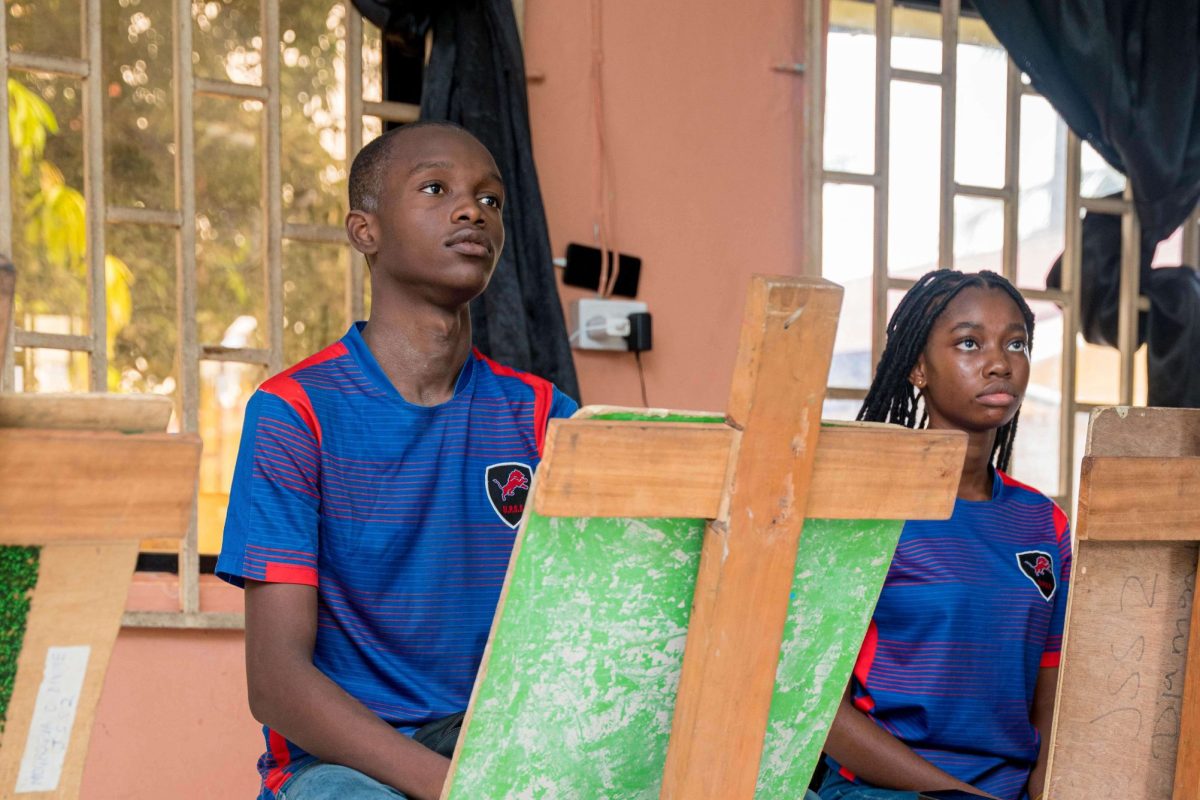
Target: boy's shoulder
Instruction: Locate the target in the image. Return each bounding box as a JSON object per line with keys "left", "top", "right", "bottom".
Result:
{"left": 470, "top": 348, "right": 551, "bottom": 391}
{"left": 260, "top": 339, "right": 352, "bottom": 397}
{"left": 470, "top": 348, "right": 578, "bottom": 414}
{"left": 248, "top": 337, "right": 364, "bottom": 446}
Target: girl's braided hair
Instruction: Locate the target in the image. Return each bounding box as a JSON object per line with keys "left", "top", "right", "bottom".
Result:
{"left": 856, "top": 269, "right": 1035, "bottom": 472}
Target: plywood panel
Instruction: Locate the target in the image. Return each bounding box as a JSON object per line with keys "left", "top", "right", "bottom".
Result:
{"left": 1077, "top": 457, "right": 1200, "bottom": 541}
{"left": 1086, "top": 407, "right": 1200, "bottom": 458}
{"left": 1046, "top": 539, "right": 1197, "bottom": 800}
{"left": 0, "top": 429, "right": 201, "bottom": 544}
{"left": 0, "top": 542, "right": 139, "bottom": 798}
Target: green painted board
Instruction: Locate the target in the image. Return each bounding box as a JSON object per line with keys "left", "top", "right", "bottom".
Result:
{"left": 447, "top": 412, "right": 902, "bottom": 799}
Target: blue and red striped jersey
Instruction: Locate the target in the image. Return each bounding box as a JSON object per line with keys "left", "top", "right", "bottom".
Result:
{"left": 827, "top": 469, "right": 1072, "bottom": 800}
{"left": 216, "top": 322, "right": 577, "bottom": 799}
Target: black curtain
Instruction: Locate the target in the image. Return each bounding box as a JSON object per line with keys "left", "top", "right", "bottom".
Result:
{"left": 351, "top": 0, "right": 581, "bottom": 401}
{"left": 1047, "top": 207, "right": 1200, "bottom": 408}
{"left": 974, "top": 0, "right": 1200, "bottom": 407}
{"left": 973, "top": 0, "right": 1200, "bottom": 243}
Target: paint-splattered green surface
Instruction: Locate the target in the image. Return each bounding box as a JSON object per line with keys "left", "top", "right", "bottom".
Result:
{"left": 0, "top": 546, "right": 39, "bottom": 733}
{"left": 448, "top": 413, "right": 902, "bottom": 799}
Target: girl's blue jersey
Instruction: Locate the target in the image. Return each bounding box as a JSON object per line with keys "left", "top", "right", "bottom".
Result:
{"left": 828, "top": 469, "right": 1071, "bottom": 800}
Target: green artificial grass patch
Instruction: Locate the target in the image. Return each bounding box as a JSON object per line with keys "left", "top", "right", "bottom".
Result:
{"left": 0, "top": 545, "right": 40, "bottom": 732}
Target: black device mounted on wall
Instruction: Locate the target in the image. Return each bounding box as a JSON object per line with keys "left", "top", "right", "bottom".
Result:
{"left": 561, "top": 243, "right": 642, "bottom": 298}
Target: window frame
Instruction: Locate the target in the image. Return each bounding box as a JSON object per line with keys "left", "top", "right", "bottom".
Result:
{"left": 0, "top": 1, "right": 421, "bottom": 628}
{"left": 808, "top": 0, "right": 1200, "bottom": 512}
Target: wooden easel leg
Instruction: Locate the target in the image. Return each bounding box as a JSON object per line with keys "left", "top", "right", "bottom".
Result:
{"left": 0, "top": 542, "right": 138, "bottom": 798}
{"left": 1173, "top": 552, "right": 1200, "bottom": 800}
{"left": 660, "top": 278, "right": 842, "bottom": 800}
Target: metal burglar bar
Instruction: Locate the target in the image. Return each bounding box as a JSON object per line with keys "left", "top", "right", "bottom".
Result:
{"left": 810, "top": 0, "right": 1185, "bottom": 510}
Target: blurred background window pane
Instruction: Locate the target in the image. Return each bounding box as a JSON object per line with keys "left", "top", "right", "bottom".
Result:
{"left": 283, "top": 240, "right": 350, "bottom": 364}
{"left": 6, "top": 0, "right": 81, "bottom": 60}
{"left": 195, "top": 95, "right": 265, "bottom": 349}
{"left": 193, "top": 0, "right": 263, "bottom": 85}
{"left": 823, "top": 183, "right": 874, "bottom": 389}
{"left": 104, "top": 0, "right": 176, "bottom": 211}
{"left": 888, "top": 81, "right": 941, "bottom": 277}
{"left": 12, "top": 347, "right": 89, "bottom": 393}
{"left": 198, "top": 361, "right": 266, "bottom": 555}
{"left": 9, "top": 72, "right": 89, "bottom": 336}
{"left": 281, "top": 0, "right": 349, "bottom": 227}
{"left": 107, "top": 223, "right": 178, "bottom": 411}
{"left": 1017, "top": 94, "right": 1067, "bottom": 291}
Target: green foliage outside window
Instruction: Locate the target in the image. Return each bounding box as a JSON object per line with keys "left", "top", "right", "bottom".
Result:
{"left": 0, "top": 546, "right": 40, "bottom": 731}
{"left": 9, "top": 0, "right": 364, "bottom": 396}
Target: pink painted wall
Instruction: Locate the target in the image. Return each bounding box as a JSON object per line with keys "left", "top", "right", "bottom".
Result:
{"left": 80, "top": 577, "right": 261, "bottom": 799}
{"left": 80, "top": 2, "right": 814, "bottom": 796}
{"left": 529, "top": 0, "right": 813, "bottom": 411}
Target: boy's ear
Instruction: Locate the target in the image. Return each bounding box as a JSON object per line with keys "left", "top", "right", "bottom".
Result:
{"left": 345, "top": 209, "right": 380, "bottom": 257}
{"left": 909, "top": 356, "right": 927, "bottom": 391}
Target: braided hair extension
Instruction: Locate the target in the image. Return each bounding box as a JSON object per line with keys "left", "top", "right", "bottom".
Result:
{"left": 856, "top": 269, "right": 1036, "bottom": 472}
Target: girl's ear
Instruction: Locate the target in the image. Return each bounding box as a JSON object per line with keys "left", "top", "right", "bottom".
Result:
{"left": 909, "top": 356, "right": 927, "bottom": 391}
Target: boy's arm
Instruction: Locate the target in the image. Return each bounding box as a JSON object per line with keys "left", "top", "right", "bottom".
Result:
{"left": 245, "top": 580, "right": 450, "bottom": 800}
{"left": 1025, "top": 666, "right": 1059, "bottom": 798}
{"left": 823, "top": 688, "right": 997, "bottom": 798}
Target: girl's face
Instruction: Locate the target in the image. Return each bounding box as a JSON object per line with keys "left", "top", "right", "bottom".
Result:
{"left": 909, "top": 286, "right": 1031, "bottom": 434}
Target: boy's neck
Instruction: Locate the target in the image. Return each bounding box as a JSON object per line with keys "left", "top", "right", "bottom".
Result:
{"left": 361, "top": 296, "right": 473, "bottom": 407}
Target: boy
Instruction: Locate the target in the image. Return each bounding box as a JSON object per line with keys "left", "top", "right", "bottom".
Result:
{"left": 216, "top": 122, "right": 578, "bottom": 800}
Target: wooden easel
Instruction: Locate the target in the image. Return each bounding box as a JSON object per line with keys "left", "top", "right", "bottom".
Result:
{"left": 1045, "top": 407, "right": 1200, "bottom": 800}
{"left": 0, "top": 261, "right": 201, "bottom": 798}
{"left": 443, "top": 275, "right": 967, "bottom": 799}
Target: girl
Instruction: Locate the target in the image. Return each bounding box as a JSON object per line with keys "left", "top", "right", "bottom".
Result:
{"left": 819, "top": 270, "right": 1071, "bottom": 800}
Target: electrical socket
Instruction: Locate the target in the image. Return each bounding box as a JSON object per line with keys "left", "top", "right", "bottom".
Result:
{"left": 570, "top": 298, "right": 648, "bottom": 351}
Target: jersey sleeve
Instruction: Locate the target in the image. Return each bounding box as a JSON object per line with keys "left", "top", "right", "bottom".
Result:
{"left": 215, "top": 389, "right": 321, "bottom": 589}
{"left": 1041, "top": 503, "right": 1073, "bottom": 667}
{"left": 549, "top": 387, "right": 580, "bottom": 420}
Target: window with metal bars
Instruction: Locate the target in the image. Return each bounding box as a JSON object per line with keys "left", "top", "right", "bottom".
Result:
{"left": 811, "top": 0, "right": 1200, "bottom": 512}
{"left": 0, "top": 0, "right": 426, "bottom": 625}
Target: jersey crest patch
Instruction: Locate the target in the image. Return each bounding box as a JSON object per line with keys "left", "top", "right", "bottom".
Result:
{"left": 1016, "top": 550, "right": 1056, "bottom": 601}
{"left": 486, "top": 462, "right": 532, "bottom": 528}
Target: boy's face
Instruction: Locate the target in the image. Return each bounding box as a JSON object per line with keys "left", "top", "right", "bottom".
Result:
{"left": 360, "top": 127, "right": 505, "bottom": 306}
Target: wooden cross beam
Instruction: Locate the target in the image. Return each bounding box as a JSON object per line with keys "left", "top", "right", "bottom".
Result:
{"left": 1045, "top": 407, "right": 1200, "bottom": 800}
{"left": 533, "top": 275, "right": 966, "bottom": 799}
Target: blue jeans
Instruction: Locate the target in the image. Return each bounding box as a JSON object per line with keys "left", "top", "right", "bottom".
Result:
{"left": 278, "top": 763, "right": 408, "bottom": 800}
{"left": 277, "top": 763, "right": 819, "bottom": 800}
{"left": 819, "top": 770, "right": 920, "bottom": 800}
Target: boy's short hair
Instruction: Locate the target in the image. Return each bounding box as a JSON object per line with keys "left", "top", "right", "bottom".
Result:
{"left": 347, "top": 120, "right": 475, "bottom": 213}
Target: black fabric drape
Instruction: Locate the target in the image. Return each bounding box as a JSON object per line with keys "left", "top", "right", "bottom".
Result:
{"left": 1047, "top": 208, "right": 1200, "bottom": 408}
{"left": 972, "top": 0, "right": 1200, "bottom": 243}
{"left": 351, "top": 0, "right": 581, "bottom": 401}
